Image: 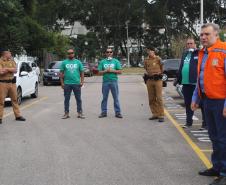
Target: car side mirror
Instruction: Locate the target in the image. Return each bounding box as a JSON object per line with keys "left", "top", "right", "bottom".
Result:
{"left": 20, "top": 71, "right": 28, "bottom": 76}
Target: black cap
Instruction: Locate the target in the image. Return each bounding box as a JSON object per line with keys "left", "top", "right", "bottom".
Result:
{"left": 146, "top": 46, "right": 156, "bottom": 51}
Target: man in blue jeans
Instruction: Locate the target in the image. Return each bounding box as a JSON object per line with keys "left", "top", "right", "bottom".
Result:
{"left": 98, "top": 48, "right": 123, "bottom": 118}
{"left": 60, "top": 49, "right": 85, "bottom": 119}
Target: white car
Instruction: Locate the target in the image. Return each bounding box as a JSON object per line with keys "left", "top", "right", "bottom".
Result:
{"left": 5, "top": 60, "right": 39, "bottom": 104}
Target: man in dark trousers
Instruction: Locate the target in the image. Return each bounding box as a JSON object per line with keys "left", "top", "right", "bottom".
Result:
{"left": 191, "top": 23, "right": 226, "bottom": 185}
{"left": 177, "top": 38, "right": 206, "bottom": 129}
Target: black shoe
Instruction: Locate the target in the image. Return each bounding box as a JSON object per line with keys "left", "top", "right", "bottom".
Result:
{"left": 209, "top": 176, "right": 226, "bottom": 185}
{"left": 158, "top": 118, "right": 164, "bottom": 122}
{"left": 99, "top": 113, "right": 107, "bottom": 118}
{"left": 115, "top": 113, "right": 123, "bottom": 118}
{"left": 149, "top": 116, "right": 158, "bottom": 120}
{"left": 199, "top": 126, "right": 207, "bottom": 131}
{"left": 15, "top": 116, "right": 26, "bottom": 121}
{"left": 0, "top": 119, "right": 2, "bottom": 124}
{"left": 199, "top": 168, "right": 220, "bottom": 177}
{"left": 182, "top": 124, "right": 192, "bottom": 128}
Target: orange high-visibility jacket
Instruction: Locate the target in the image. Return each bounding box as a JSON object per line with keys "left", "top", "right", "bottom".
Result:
{"left": 197, "top": 40, "right": 226, "bottom": 99}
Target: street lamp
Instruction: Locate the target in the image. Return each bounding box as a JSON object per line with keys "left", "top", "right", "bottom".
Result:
{"left": 200, "top": 0, "right": 203, "bottom": 25}
{"left": 147, "top": 0, "right": 156, "bottom": 5}
{"left": 84, "top": 41, "right": 88, "bottom": 62}
{"left": 126, "top": 21, "right": 130, "bottom": 67}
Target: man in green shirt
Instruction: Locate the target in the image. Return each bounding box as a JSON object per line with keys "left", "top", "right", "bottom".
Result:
{"left": 98, "top": 48, "right": 123, "bottom": 118}
{"left": 177, "top": 38, "right": 206, "bottom": 129}
{"left": 60, "top": 49, "right": 85, "bottom": 119}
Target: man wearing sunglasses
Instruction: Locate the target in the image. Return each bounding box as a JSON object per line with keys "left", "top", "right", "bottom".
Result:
{"left": 98, "top": 48, "right": 123, "bottom": 118}
{"left": 176, "top": 38, "right": 206, "bottom": 130}
{"left": 60, "top": 49, "right": 85, "bottom": 119}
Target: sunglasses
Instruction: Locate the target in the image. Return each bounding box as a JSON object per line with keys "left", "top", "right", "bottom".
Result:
{"left": 106, "top": 51, "right": 113, "bottom": 53}
{"left": 67, "top": 52, "right": 74, "bottom": 55}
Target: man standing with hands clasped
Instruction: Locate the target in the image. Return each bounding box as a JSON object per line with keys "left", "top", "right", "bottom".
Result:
{"left": 191, "top": 23, "right": 226, "bottom": 185}
{"left": 98, "top": 48, "right": 123, "bottom": 118}
{"left": 0, "top": 49, "right": 26, "bottom": 124}
{"left": 144, "top": 47, "right": 164, "bottom": 122}
{"left": 60, "top": 49, "right": 85, "bottom": 119}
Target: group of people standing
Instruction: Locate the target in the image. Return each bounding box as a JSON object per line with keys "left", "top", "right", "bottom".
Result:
{"left": 0, "top": 21, "right": 225, "bottom": 185}
{"left": 144, "top": 23, "right": 226, "bottom": 185}
{"left": 60, "top": 47, "right": 123, "bottom": 120}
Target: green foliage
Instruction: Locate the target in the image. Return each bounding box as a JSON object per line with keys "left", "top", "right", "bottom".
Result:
{"left": 71, "top": 32, "right": 100, "bottom": 60}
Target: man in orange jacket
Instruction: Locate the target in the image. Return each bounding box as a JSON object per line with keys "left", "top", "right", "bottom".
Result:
{"left": 191, "top": 23, "right": 226, "bottom": 185}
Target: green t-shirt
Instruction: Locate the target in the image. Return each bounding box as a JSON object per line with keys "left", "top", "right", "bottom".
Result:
{"left": 181, "top": 52, "right": 192, "bottom": 85}
{"left": 98, "top": 58, "right": 122, "bottom": 82}
{"left": 60, "top": 59, "right": 84, "bottom": 84}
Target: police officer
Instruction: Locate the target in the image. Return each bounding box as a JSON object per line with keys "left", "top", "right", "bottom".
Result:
{"left": 144, "top": 47, "right": 164, "bottom": 122}
{"left": 0, "top": 49, "right": 26, "bottom": 124}
{"left": 191, "top": 23, "right": 226, "bottom": 185}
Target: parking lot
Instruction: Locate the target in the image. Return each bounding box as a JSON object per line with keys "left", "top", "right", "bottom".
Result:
{"left": 0, "top": 75, "right": 213, "bottom": 185}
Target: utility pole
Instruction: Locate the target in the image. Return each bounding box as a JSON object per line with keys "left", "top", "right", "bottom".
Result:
{"left": 126, "top": 21, "right": 130, "bottom": 67}
{"left": 200, "top": 0, "right": 204, "bottom": 25}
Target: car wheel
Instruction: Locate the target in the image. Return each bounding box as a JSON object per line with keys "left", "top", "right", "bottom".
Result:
{"left": 31, "top": 83, "right": 38, "bottom": 98}
{"left": 17, "top": 87, "right": 22, "bottom": 105}
{"left": 38, "top": 75, "right": 41, "bottom": 83}
{"left": 162, "top": 73, "right": 168, "bottom": 81}
{"left": 43, "top": 81, "right": 48, "bottom": 86}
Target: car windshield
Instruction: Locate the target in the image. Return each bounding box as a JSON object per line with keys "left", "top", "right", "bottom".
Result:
{"left": 163, "top": 60, "right": 180, "bottom": 68}
{"left": 82, "top": 63, "right": 90, "bottom": 68}
{"left": 48, "top": 61, "right": 62, "bottom": 69}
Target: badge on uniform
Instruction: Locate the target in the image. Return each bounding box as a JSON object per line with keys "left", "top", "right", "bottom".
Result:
{"left": 212, "top": 58, "right": 218, "bottom": 66}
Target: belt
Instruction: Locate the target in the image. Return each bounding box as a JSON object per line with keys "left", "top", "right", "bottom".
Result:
{"left": 201, "top": 92, "right": 208, "bottom": 99}
{"left": 0, "top": 79, "right": 13, "bottom": 83}
{"left": 148, "top": 74, "right": 163, "bottom": 81}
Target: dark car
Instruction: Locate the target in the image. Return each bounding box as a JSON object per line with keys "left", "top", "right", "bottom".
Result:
{"left": 92, "top": 63, "right": 99, "bottom": 75}
{"left": 162, "top": 59, "right": 180, "bottom": 81}
{"left": 43, "top": 61, "right": 62, "bottom": 85}
{"left": 82, "top": 62, "right": 93, "bottom": 77}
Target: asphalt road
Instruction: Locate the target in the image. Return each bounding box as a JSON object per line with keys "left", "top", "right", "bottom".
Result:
{"left": 0, "top": 75, "right": 212, "bottom": 185}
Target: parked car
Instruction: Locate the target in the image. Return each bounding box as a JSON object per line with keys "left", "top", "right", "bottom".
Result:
{"left": 5, "top": 60, "right": 39, "bottom": 105}
{"left": 82, "top": 62, "right": 93, "bottom": 77}
{"left": 43, "top": 61, "right": 62, "bottom": 86}
{"left": 162, "top": 59, "right": 181, "bottom": 81}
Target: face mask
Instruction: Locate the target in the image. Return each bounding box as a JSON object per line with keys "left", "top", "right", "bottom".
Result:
{"left": 107, "top": 57, "right": 112, "bottom": 60}
{"left": 188, "top": 48, "right": 194, "bottom": 52}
